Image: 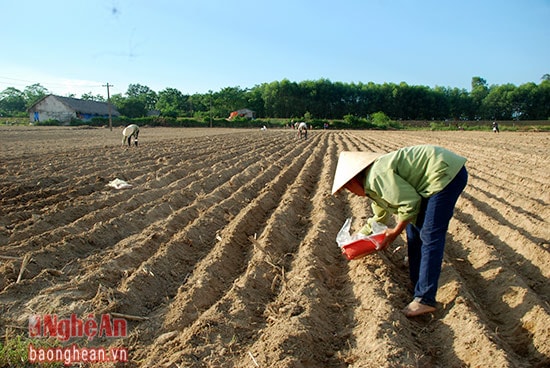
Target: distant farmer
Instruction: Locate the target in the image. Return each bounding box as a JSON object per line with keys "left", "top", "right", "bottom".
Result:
{"left": 122, "top": 124, "right": 139, "bottom": 147}
{"left": 492, "top": 121, "right": 500, "bottom": 133}
{"left": 332, "top": 145, "right": 468, "bottom": 317}
{"left": 297, "top": 122, "right": 308, "bottom": 139}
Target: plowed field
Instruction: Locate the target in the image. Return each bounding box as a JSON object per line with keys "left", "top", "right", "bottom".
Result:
{"left": 1, "top": 126, "right": 549, "bottom": 367}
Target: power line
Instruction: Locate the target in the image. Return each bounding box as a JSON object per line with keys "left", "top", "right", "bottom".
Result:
{"left": 0, "top": 75, "right": 104, "bottom": 91}
{"left": 0, "top": 76, "right": 43, "bottom": 84}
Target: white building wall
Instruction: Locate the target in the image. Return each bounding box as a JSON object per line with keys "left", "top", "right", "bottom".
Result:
{"left": 28, "top": 96, "right": 76, "bottom": 123}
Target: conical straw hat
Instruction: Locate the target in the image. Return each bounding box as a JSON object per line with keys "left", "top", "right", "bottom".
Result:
{"left": 331, "top": 151, "right": 383, "bottom": 195}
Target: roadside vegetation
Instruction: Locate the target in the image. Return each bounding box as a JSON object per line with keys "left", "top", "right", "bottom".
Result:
{"left": 0, "top": 334, "right": 62, "bottom": 368}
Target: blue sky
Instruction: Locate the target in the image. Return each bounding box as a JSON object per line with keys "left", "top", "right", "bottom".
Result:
{"left": 1, "top": 0, "right": 549, "bottom": 98}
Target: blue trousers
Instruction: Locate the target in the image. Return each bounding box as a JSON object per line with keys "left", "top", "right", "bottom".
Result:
{"left": 405, "top": 166, "right": 468, "bottom": 306}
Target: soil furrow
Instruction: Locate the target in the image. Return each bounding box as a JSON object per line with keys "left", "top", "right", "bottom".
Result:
{"left": 140, "top": 134, "right": 328, "bottom": 366}
{"left": 232, "top": 134, "right": 355, "bottom": 367}
{"left": 112, "top": 134, "right": 320, "bottom": 322}
{"left": 459, "top": 192, "right": 550, "bottom": 287}
{"left": 447, "top": 207, "right": 550, "bottom": 366}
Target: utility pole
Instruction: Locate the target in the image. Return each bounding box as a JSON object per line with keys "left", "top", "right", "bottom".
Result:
{"left": 209, "top": 90, "right": 213, "bottom": 128}
{"left": 103, "top": 83, "right": 113, "bottom": 131}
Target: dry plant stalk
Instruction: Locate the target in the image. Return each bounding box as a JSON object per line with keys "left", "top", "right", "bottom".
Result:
{"left": 249, "top": 235, "right": 286, "bottom": 292}
{"left": 110, "top": 312, "right": 149, "bottom": 321}
{"left": 248, "top": 351, "right": 259, "bottom": 367}
{"left": 0, "top": 255, "right": 20, "bottom": 260}
{"left": 16, "top": 253, "right": 31, "bottom": 283}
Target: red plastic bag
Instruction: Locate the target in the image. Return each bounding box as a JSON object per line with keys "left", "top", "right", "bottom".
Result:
{"left": 336, "top": 218, "right": 387, "bottom": 260}
{"left": 341, "top": 233, "right": 386, "bottom": 260}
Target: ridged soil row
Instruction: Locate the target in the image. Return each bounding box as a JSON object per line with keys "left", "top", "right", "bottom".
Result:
{"left": 461, "top": 143, "right": 550, "bottom": 283}
{"left": 460, "top": 186, "right": 550, "bottom": 286}
{"left": 338, "top": 131, "right": 420, "bottom": 157}
{"left": 0, "top": 161, "right": 198, "bottom": 292}
{"left": 72, "top": 132, "right": 297, "bottom": 295}
{"left": 0, "top": 134, "right": 285, "bottom": 311}
{"left": 142, "top": 132, "right": 283, "bottom": 189}
{"left": 466, "top": 155, "right": 549, "bottom": 200}
{"left": 14, "top": 136, "right": 279, "bottom": 319}
{"left": 3, "top": 132, "right": 278, "bottom": 257}
{"left": 448, "top": 203, "right": 550, "bottom": 366}
{"left": 335, "top": 131, "right": 372, "bottom": 152}
{"left": 357, "top": 135, "right": 403, "bottom": 154}
{"left": 0, "top": 149, "right": 166, "bottom": 247}
{"left": 138, "top": 134, "right": 329, "bottom": 366}
{"left": 230, "top": 133, "right": 352, "bottom": 367}
{"left": 0, "top": 131, "right": 262, "bottom": 232}
{"left": 351, "top": 131, "right": 430, "bottom": 150}
{"left": 3, "top": 132, "right": 271, "bottom": 244}
{"left": 459, "top": 142, "right": 543, "bottom": 189}
{"left": 108, "top": 132, "right": 318, "bottom": 326}
{"left": 469, "top": 178, "right": 549, "bottom": 232}
{"left": 466, "top": 171, "right": 548, "bottom": 233}
{"left": 456, "top": 133, "right": 550, "bottom": 168}
{"left": 155, "top": 144, "right": 309, "bottom": 330}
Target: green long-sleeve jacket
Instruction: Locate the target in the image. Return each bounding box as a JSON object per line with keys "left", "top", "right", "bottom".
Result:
{"left": 360, "top": 145, "right": 466, "bottom": 234}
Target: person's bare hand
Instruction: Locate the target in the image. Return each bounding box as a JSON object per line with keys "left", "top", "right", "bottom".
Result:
{"left": 378, "top": 227, "right": 399, "bottom": 250}
{"left": 379, "top": 220, "right": 410, "bottom": 250}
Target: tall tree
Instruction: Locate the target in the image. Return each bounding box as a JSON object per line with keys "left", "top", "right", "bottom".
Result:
{"left": 0, "top": 87, "right": 26, "bottom": 115}
{"left": 118, "top": 98, "right": 146, "bottom": 118}
{"left": 531, "top": 79, "right": 550, "bottom": 119}
{"left": 482, "top": 83, "right": 516, "bottom": 119}
{"left": 126, "top": 84, "right": 158, "bottom": 111}
{"left": 470, "top": 77, "right": 489, "bottom": 119}
{"left": 23, "top": 83, "right": 49, "bottom": 109}
{"left": 216, "top": 86, "right": 248, "bottom": 117}
{"left": 511, "top": 82, "right": 537, "bottom": 120}
{"left": 156, "top": 87, "right": 188, "bottom": 117}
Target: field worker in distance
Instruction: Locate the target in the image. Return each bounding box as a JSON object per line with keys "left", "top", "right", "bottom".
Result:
{"left": 332, "top": 145, "right": 468, "bottom": 317}
{"left": 492, "top": 121, "right": 500, "bottom": 133}
{"left": 122, "top": 124, "right": 140, "bottom": 147}
{"left": 297, "top": 121, "right": 308, "bottom": 139}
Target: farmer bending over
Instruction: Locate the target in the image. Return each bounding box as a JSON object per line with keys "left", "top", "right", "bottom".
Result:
{"left": 332, "top": 145, "right": 468, "bottom": 317}
{"left": 297, "top": 122, "right": 308, "bottom": 139}
{"left": 122, "top": 124, "right": 139, "bottom": 147}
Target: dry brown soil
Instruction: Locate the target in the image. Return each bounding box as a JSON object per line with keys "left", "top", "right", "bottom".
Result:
{"left": 1, "top": 126, "right": 549, "bottom": 367}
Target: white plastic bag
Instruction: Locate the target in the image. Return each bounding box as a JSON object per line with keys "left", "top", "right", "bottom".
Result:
{"left": 336, "top": 217, "right": 368, "bottom": 248}
{"left": 370, "top": 221, "right": 388, "bottom": 235}
{"left": 336, "top": 217, "right": 387, "bottom": 248}
{"left": 336, "top": 217, "right": 354, "bottom": 248}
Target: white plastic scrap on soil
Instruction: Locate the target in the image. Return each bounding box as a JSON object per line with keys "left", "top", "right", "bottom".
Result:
{"left": 107, "top": 178, "right": 133, "bottom": 189}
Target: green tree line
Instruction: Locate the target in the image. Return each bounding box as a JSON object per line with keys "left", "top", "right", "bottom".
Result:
{"left": 2, "top": 76, "right": 549, "bottom": 121}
